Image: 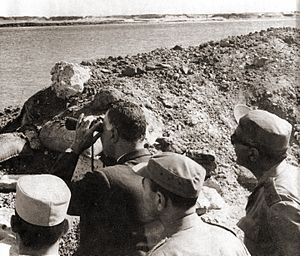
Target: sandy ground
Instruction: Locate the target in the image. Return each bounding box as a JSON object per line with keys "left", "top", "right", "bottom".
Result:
{"left": 0, "top": 27, "right": 299, "bottom": 255}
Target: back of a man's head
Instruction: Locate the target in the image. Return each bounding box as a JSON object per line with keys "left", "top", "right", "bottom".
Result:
{"left": 11, "top": 213, "right": 68, "bottom": 250}
{"left": 107, "top": 100, "right": 147, "bottom": 142}
{"left": 12, "top": 174, "right": 71, "bottom": 250}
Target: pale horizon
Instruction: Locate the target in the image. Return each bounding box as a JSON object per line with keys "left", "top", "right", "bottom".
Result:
{"left": 0, "top": 0, "right": 298, "bottom": 17}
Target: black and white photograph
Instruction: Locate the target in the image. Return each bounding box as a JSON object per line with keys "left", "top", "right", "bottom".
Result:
{"left": 0, "top": 0, "right": 299, "bottom": 255}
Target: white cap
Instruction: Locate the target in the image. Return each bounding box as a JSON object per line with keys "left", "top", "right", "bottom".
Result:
{"left": 15, "top": 175, "right": 71, "bottom": 227}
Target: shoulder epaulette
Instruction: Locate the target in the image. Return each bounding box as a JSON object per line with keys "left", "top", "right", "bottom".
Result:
{"left": 203, "top": 220, "right": 237, "bottom": 237}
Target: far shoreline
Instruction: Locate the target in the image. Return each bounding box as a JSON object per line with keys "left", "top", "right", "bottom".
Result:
{"left": 0, "top": 12, "right": 298, "bottom": 28}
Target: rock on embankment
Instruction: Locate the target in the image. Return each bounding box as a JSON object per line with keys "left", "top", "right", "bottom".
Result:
{"left": 0, "top": 27, "right": 299, "bottom": 249}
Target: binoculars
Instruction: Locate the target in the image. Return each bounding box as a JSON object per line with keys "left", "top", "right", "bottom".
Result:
{"left": 65, "top": 117, "right": 103, "bottom": 133}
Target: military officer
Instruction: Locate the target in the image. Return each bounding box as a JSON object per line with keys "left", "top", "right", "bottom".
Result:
{"left": 136, "top": 152, "right": 250, "bottom": 256}
{"left": 231, "top": 108, "right": 300, "bottom": 256}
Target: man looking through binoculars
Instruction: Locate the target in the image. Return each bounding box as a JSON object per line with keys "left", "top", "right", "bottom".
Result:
{"left": 52, "top": 100, "right": 153, "bottom": 256}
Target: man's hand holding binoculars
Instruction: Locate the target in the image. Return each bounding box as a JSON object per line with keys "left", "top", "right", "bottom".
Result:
{"left": 70, "top": 114, "right": 103, "bottom": 155}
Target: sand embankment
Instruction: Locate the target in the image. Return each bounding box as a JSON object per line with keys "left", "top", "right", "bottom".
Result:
{"left": 0, "top": 27, "right": 299, "bottom": 255}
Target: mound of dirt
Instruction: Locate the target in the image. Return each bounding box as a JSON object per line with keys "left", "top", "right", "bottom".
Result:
{"left": 0, "top": 27, "right": 299, "bottom": 255}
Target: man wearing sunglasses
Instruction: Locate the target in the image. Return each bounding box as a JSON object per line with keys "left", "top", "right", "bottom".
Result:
{"left": 231, "top": 108, "right": 300, "bottom": 256}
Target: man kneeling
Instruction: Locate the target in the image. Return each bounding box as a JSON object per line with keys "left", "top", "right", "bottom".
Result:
{"left": 137, "top": 152, "right": 250, "bottom": 256}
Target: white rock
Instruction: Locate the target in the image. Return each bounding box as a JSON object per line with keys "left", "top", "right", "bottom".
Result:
{"left": 51, "top": 61, "right": 91, "bottom": 99}
{"left": 196, "top": 186, "right": 227, "bottom": 211}
{"left": 143, "top": 107, "right": 164, "bottom": 146}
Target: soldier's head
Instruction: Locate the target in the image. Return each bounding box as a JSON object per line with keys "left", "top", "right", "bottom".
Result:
{"left": 231, "top": 108, "right": 292, "bottom": 177}
{"left": 137, "top": 152, "right": 206, "bottom": 221}
{"left": 11, "top": 175, "right": 71, "bottom": 252}
{"left": 101, "top": 100, "right": 147, "bottom": 159}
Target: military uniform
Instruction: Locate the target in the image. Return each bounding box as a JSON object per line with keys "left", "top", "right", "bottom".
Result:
{"left": 147, "top": 213, "right": 250, "bottom": 256}
{"left": 136, "top": 153, "right": 250, "bottom": 256}
{"left": 238, "top": 160, "right": 300, "bottom": 256}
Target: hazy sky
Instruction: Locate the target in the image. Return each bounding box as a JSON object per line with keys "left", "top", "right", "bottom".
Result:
{"left": 0, "top": 0, "right": 298, "bottom": 17}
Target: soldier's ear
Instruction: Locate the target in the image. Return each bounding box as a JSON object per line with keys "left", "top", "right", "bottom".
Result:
{"left": 156, "top": 191, "right": 167, "bottom": 212}
{"left": 10, "top": 215, "right": 18, "bottom": 233}
{"left": 111, "top": 127, "right": 119, "bottom": 143}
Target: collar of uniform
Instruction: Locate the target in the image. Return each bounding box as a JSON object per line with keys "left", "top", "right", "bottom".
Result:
{"left": 117, "top": 148, "right": 151, "bottom": 164}
{"left": 257, "top": 160, "right": 287, "bottom": 186}
{"left": 254, "top": 161, "right": 287, "bottom": 207}
{"left": 246, "top": 161, "right": 286, "bottom": 210}
{"left": 164, "top": 212, "right": 201, "bottom": 237}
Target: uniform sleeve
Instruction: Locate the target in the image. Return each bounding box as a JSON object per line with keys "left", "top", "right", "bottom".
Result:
{"left": 68, "top": 170, "right": 111, "bottom": 215}
{"left": 268, "top": 199, "right": 300, "bottom": 256}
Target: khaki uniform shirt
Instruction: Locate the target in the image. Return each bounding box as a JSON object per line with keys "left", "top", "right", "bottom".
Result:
{"left": 147, "top": 213, "right": 250, "bottom": 256}
{"left": 238, "top": 160, "right": 300, "bottom": 256}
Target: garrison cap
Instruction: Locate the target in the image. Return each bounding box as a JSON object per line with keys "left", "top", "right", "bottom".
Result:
{"left": 15, "top": 174, "right": 71, "bottom": 227}
{"left": 138, "top": 152, "right": 206, "bottom": 198}
{"left": 236, "top": 109, "right": 292, "bottom": 156}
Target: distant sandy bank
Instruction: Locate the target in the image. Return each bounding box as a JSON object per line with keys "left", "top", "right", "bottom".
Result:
{"left": 0, "top": 12, "right": 298, "bottom": 28}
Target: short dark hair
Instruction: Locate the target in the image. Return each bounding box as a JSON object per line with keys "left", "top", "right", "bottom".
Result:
{"left": 11, "top": 212, "right": 68, "bottom": 250}
{"left": 149, "top": 180, "right": 197, "bottom": 209}
{"left": 107, "top": 100, "right": 146, "bottom": 142}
